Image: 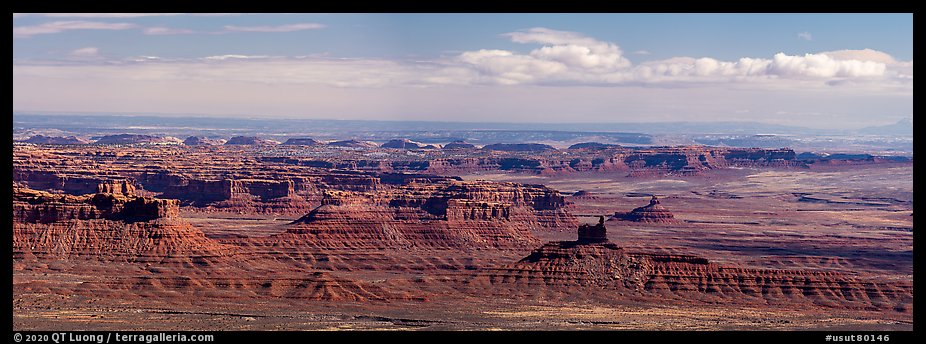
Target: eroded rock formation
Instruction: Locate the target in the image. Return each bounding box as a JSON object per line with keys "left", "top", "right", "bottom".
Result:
{"left": 381, "top": 139, "right": 425, "bottom": 149}
{"left": 328, "top": 140, "right": 379, "bottom": 148}
{"left": 183, "top": 136, "right": 226, "bottom": 146}
{"left": 14, "top": 170, "right": 137, "bottom": 197}
{"left": 22, "top": 135, "right": 90, "bottom": 145}
{"left": 475, "top": 222, "right": 912, "bottom": 311}
{"left": 567, "top": 142, "right": 619, "bottom": 150}
{"left": 442, "top": 141, "right": 476, "bottom": 150}
{"left": 95, "top": 134, "right": 182, "bottom": 145}
{"left": 286, "top": 180, "right": 577, "bottom": 249}
{"left": 577, "top": 216, "right": 608, "bottom": 243}
{"left": 14, "top": 186, "right": 175, "bottom": 223}
{"left": 225, "top": 136, "right": 279, "bottom": 145}
{"left": 12, "top": 185, "right": 226, "bottom": 262}
{"left": 482, "top": 143, "right": 556, "bottom": 152}
{"left": 616, "top": 196, "right": 677, "bottom": 223}
{"left": 283, "top": 138, "right": 323, "bottom": 146}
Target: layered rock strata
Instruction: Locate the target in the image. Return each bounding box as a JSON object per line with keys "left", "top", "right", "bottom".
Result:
{"left": 616, "top": 196, "right": 677, "bottom": 223}
{"left": 286, "top": 180, "right": 577, "bottom": 249}
{"left": 475, "top": 224, "right": 912, "bottom": 311}
{"left": 13, "top": 186, "right": 226, "bottom": 262}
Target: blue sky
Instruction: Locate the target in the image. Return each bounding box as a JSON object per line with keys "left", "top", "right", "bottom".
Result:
{"left": 12, "top": 13, "right": 913, "bottom": 129}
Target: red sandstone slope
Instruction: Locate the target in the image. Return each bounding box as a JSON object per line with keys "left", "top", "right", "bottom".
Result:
{"left": 470, "top": 231, "right": 912, "bottom": 312}
{"left": 285, "top": 180, "right": 577, "bottom": 249}
{"left": 11, "top": 186, "right": 422, "bottom": 302}
{"left": 13, "top": 186, "right": 228, "bottom": 262}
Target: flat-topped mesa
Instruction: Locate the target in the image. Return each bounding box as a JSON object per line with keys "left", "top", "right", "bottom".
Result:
{"left": 94, "top": 134, "right": 182, "bottom": 145}
{"left": 14, "top": 170, "right": 138, "bottom": 197}
{"left": 183, "top": 136, "right": 226, "bottom": 146}
{"left": 13, "top": 186, "right": 178, "bottom": 224}
{"left": 617, "top": 196, "right": 676, "bottom": 223}
{"left": 159, "top": 177, "right": 310, "bottom": 213}
{"left": 577, "top": 216, "right": 609, "bottom": 244}
{"left": 489, "top": 222, "right": 912, "bottom": 311}
{"left": 328, "top": 139, "right": 379, "bottom": 148}
{"left": 567, "top": 142, "right": 620, "bottom": 150}
{"left": 282, "top": 137, "right": 323, "bottom": 146}
{"left": 225, "top": 136, "right": 279, "bottom": 145}
{"left": 442, "top": 141, "right": 476, "bottom": 150}
{"left": 13, "top": 185, "right": 229, "bottom": 262}
{"left": 482, "top": 143, "right": 556, "bottom": 152}
{"left": 22, "top": 135, "right": 90, "bottom": 145}
{"left": 285, "top": 179, "right": 577, "bottom": 249}
{"left": 381, "top": 139, "right": 424, "bottom": 149}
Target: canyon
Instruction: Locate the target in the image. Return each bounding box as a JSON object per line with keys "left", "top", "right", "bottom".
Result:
{"left": 12, "top": 142, "right": 913, "bottom": 330}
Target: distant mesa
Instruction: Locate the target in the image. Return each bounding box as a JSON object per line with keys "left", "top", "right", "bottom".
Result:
{"left": 183, "top": 136, "right": 226, "bottom": 146}
{"left": 795, "top": 152, "right": 911, "bottom": 164}
{"left": 22, "top": 135, "right": 89, "bottom": 145}
{"left": 442, "top": 141, "right": 476, "bottom": 150}
{"left": 282, "top": 138, "right": 323, "bottom": 146}
{"left": 482, "top": 143, "right": 556, "bottom": 152}
{"left": 328, "top": 139, "right": 379, "bottom": 148}
{"left": 615, "top": 196, "right": 676, "bottom": 223}
{"left": 693, "top": 135, "right": 794, "bottom": 149}
{"left": 381, "top": 139, "right": 425, "bottom": 149}
{"left": 572, "top": 190, "right": 594, "bottom": 197}
{"left": 225, "top": 136, "right": 279, "bottom": 145}
{"left": 94, "top": 134, "right": 181, "bottom": 145}
{"left": 568, "top": 142, "right": 620, "bottom": 150}
{"left": 796, "top": 152, "right": 872, "bottom": 161}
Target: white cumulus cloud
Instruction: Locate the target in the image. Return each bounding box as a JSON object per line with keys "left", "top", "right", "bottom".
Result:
{"left": 449, "top": 28, "right": 902, "bottom": 86}
{"left": 767, "top": 52, "right": 885, "bottom": 78}
{"left": 456, "top": 28, "right": 632, "bottom": 85}
{"left": 11, "top": 27, "right": 911, "bottom": 92}
{"left": 820, "top": 48, "right": 898, "bottom": 64}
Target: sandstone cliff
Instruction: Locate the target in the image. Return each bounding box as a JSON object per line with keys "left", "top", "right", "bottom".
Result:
{"left": 286, "top": 180, "right": 577, "bottom": 249}
{"left": 14, "top": 170, "right": 137, "bottom": 197}
{"left": 13, "top": 186, "right": 227, "bottom": 262}
{"left": 471, "top": 226, "right": 912, "bottom": 311}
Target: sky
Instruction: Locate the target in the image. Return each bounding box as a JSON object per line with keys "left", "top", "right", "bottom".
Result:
{"left": 12, "top": 13, "right": 913, "bottom": 129}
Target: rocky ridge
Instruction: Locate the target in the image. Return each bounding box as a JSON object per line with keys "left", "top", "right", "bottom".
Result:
{"left": 473, "top": 222, "right": 912, "bottom": 311}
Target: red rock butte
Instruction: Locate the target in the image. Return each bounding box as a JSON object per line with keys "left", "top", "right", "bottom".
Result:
{"left": 577, "top": 216, "right": 609, "bottom": 243}
{"left": 10, "top": 141, "right": 912, "bottom": 330}
{"left": 497, "top": 221, "right": 911, "bottom": 311}
{"left": 617, "top": 196, "right": 676, "bottom": 223}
